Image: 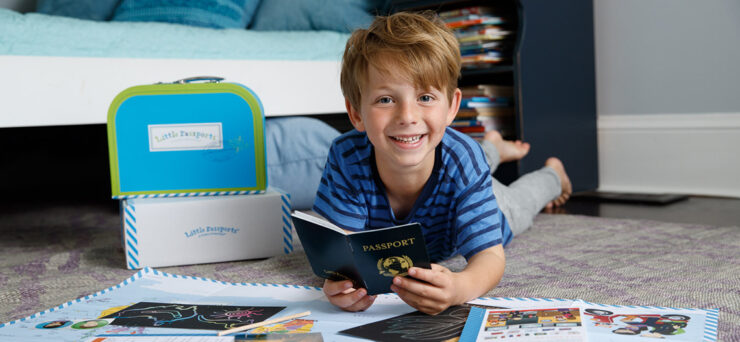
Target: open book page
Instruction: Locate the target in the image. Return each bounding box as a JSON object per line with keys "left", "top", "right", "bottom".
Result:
{"left": 291, "top": 211, "right": 346, "bottom": 235}
{"left": 291, "top": 211, "right": 361, "bottom": 286}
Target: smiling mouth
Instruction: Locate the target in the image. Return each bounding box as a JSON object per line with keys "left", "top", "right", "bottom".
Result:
{"left": 390, "top": 135, "right": 424, "bottom": 143}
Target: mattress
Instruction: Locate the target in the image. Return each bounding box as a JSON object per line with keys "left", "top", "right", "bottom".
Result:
{"left": 0, "top": 9, "right": 349, "bottom": 60}
{"left": 0, "top": 9, "right": 350, "bottom": 127}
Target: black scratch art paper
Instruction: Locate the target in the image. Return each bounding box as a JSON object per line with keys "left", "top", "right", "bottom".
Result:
{"left": 103, "top": 302, "right": 285, "bottom": 330}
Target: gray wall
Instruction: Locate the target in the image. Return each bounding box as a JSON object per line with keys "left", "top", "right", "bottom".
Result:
{"left": 594, "top": 0, "right": 740, "bottom": 116}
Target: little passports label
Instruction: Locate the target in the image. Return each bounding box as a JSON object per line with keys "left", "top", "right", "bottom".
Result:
{"left": 184, "top": 226, "right": 240, "bottom": 239}
{"left": 148, "top": 123, "right": 223, "bottom": 152}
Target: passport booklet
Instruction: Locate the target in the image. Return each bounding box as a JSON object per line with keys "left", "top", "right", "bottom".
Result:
{"left": 291, "top": 211, "right": 431, "bottom": 295}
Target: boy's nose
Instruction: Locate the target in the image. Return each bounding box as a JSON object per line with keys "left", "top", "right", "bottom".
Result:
{"left": 396, "top": 101, "right": 418, "bottom": 126}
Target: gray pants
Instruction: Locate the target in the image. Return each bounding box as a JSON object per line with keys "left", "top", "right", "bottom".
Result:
{"left": 480, "top": 140, "right": 561, "bottom": 237}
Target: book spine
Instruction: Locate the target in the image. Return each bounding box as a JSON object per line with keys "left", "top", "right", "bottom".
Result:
{"left": 459, "top": 34, "right": 507, "bottom": 43}
{"left": 457, "top": 107, "right": 514, "bottom": 117}
{"left": 450, "top": 119, "right": 481, "bottom": 127}
{"left": 461, "top": 97, "right": 511, "bottom": 108}
{"left": 446, "top": 18, "right": 503, "bottom": 29}
{"left": 455, "top": 27, "right": 505, "bottom": 38}
{"left": 461, "top": 86, "right": 514, "bottom": 98}
{"left": 439, "top": 6, "right": 492, "bottom": 19}
{"left": 451, "top": 126, "right": 485, "bottom": 133}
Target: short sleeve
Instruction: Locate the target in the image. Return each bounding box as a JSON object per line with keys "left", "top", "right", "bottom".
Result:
{"left": 312, "top": 143, "right": 367, "bottom": 231}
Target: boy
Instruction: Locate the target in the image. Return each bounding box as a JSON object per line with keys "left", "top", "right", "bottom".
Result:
{"left": 313, "top": 11, "right": 571, "bottom": 315}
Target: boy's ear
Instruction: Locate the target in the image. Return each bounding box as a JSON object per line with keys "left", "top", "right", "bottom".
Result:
{"left": 345, "top": 99, "right": 366, "bottom": 132}
{"left": 445, "top": 88, "right": 462, "bottom": 126}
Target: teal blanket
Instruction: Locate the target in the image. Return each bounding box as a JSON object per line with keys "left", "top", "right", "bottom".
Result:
{"left": 0, "top": 8, "right": 349, "bottom": 60}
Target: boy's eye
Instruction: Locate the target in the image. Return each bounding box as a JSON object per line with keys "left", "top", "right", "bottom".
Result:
{"left": 378, "top": 97, "right": 393, "bottom": 104}
{"left": 419, "top": 95, "right": 433, "bottom": 102}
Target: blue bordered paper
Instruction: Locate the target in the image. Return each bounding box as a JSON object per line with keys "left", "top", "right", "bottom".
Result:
{"left": 1, "top": 269, "right": 719, "bottom": 342}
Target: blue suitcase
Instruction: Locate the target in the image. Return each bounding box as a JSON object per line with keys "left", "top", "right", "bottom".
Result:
{"left": 107, "top": 77, "right": 267, "bottom": 199}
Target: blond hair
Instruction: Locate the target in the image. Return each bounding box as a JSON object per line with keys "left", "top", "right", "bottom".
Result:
{"left": 340, "top": 11, "right": 461, "bottom": 111}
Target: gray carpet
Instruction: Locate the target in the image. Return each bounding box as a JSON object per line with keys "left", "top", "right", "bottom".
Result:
{"left": 1, "top": 200, "right": 738, "bottom": 340}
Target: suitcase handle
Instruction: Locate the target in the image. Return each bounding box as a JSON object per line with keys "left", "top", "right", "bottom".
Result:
{"left": 172, "top": 76, "right": 224, "bottom": 84}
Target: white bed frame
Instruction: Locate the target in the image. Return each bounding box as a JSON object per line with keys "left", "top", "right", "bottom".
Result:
{"left": 1, "top": 55, "right": 346, "bottom": 128}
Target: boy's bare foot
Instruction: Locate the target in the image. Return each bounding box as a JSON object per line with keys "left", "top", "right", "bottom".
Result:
{"left": 544, "top": 157, "right": 572, "bottom": 208}
{"left": 484, "top": 130, "right": 530, "bottom": 163}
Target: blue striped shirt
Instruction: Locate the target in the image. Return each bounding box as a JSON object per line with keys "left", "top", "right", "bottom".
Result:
{"left": 313, "top": 127, "right": 512, "bottom": 262}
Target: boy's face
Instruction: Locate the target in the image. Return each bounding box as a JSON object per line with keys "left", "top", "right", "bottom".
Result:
{"left": 347, "top": 63, "right": 461, "bottom": 173}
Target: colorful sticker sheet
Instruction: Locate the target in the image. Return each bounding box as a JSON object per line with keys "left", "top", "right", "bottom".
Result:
{"left": 458, "top": 303, "right": 718, "bottom": 342}
{"left": 580, "top": 302, "right": 718, "bottom": 341}
{"left": 460, "top": 306, "right": 587, "bottom": 341}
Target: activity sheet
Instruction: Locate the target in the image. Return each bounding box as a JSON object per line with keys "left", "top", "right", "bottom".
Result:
{"left": 0, "top": 268, "right": 719, "bottom": 342}
{"left": 0, "top": 268, "right": 417, "bottom": 341}
{"left": 580, "top": 303, "right": 717, "bottom": 341}
{"left": 459, "top": 306, "right": 586, "bottom": 341}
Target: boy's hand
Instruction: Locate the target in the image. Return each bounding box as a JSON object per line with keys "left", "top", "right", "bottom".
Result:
{"left": 390, "top": 264, "right": 461, "bottom": 315}
{"left": 391, "top": 246, "right": 505, "bottom": 315}
{"left": 323, "top": 279, "right": 376, "bottom": 312}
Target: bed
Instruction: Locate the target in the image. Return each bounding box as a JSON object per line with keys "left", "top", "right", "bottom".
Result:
{"left": 0, "top": 6, "right": 353, "bottom": 128}
{"left": 0, "top": 1, "right": 380, "bottom": 208}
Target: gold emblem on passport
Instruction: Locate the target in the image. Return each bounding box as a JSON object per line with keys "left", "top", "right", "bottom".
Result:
{"left": 377, "top": 255, "right": 414, "bottom": 277}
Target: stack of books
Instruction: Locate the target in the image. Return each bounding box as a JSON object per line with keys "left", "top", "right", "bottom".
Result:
{"left": 451, "top": 84, "right": 515, "bottom": 140}
{"left": 439, "top": 6, "right": 513, "bottom": 69}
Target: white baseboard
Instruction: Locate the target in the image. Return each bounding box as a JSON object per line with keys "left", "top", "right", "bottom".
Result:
{"left": 597, "top": 113, "right": 740, "bottom": 198}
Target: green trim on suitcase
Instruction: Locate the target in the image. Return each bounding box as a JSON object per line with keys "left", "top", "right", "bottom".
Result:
{"left": 107, "top": 82, "right": 266, "bottom": 197}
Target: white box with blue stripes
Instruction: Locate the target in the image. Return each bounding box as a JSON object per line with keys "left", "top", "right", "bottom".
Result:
{"left": 120, "top": 188, "right": 294, "bottom": 269}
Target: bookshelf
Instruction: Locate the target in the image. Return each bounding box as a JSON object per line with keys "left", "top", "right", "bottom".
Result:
{"left": 390, "top": 0, "right": 598, "bottom": 192}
